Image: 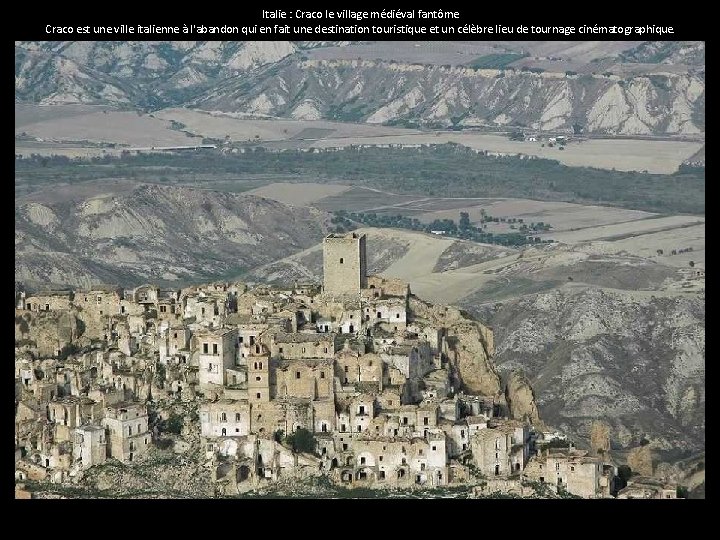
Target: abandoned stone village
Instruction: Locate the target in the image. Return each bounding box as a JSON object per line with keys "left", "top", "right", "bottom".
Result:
{"left": 14, "top": 232, "right": 677, "bottom": 499}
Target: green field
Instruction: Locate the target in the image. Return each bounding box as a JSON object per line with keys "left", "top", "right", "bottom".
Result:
{"left": 15, "top": 145, "right": 705, "bottom": 215}
{"left": 467, "top": 53, "right": 528, "bottom": 69}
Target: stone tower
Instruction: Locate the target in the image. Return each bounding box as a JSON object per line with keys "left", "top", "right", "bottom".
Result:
{"left": 323, "top": 232, "right": 367, "bottom": 295}
{"left": 248, "top": 344, "right": 270, "bottom": 403}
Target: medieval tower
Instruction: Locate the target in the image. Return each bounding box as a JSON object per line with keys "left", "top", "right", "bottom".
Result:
{"left": 323, "top": 232, "right": 367, "bottom": 295}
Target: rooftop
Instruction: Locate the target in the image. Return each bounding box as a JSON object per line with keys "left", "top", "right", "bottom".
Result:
{"left": 272, "top": 332, "right": 334, "bottom": 344}
{"left": 325, "top": 232, "right": 364, "bottom": 240}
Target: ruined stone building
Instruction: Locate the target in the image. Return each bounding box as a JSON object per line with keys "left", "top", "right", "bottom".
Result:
{"left": 14, "top": 231, "right": 627, "bottom": 498}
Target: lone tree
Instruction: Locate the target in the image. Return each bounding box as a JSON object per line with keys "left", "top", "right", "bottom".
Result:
{"left": 285, "top": 428, "right": 317, "bottom": 455}
{"left": 459, "top": 211, "right": 471, "bottom": 231}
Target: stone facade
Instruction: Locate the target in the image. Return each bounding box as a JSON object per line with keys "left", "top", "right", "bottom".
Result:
{"left": 13, "top": 231, "right": 625, "bottom": 498}
{"left": 73, "top": 425, "right": 107, "bottom": 470}
{"left": 195, "top": 328, "right": 238, "bottom": 388}
{"left": 101, "top": 402, "right": 150, "bottom": 463}
{"left": 323, "top": 232, "right": 367, "bottom": 295}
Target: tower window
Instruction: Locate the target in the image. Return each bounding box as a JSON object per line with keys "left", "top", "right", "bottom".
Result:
{"left": 339, "top": 258, "right": 344, "bottom": 264}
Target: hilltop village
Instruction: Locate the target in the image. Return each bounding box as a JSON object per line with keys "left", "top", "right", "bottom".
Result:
{"left": 14, "top": 232, "right": 676, "bottom": 499}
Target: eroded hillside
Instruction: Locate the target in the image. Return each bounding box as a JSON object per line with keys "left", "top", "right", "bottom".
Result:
{"left": 15, "top": 184, "right": 332, "bottom": 288}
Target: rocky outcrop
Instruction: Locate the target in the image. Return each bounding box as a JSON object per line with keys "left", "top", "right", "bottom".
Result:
{"left": 627, "top": 445, "right": 655, "bottom": 477}
{"left": 450, "top": 321, "right": 502, "bottom": 396}
{"left": 590, "top": 420, "right": 611, "bottom": 457}
{"left": 505, "top": 371, "right": 541, "bottom": 425}
{"left": 409, "top": 296, "right": 501, "bottom": 396}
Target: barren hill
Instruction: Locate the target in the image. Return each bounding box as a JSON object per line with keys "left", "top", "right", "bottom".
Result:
{"left": 15, "top": 41, "right": 705, "bottom": 135}
{"left": 15, "top": 184, "right": 332, "bottom": 289}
